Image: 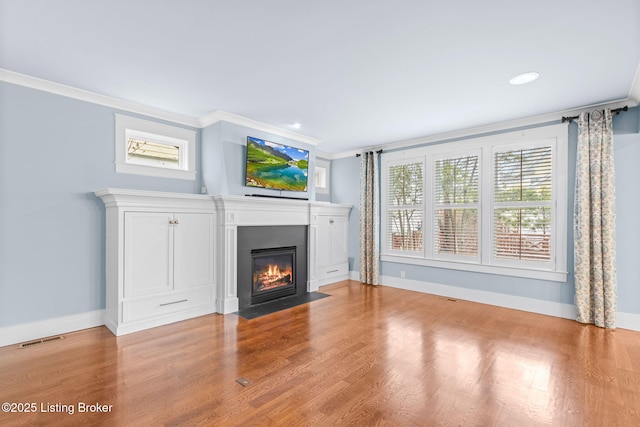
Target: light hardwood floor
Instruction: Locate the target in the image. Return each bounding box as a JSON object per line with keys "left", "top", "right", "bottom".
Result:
{"left": 1, "top": 280, "right": 639, "bottom": 426}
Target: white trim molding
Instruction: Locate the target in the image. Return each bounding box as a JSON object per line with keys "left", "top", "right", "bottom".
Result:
{"left": 379, "top": 275, "right": 640, "bottom": 332}
{"left": 199, "top": 110, "right": 322, "bottom": 147}
{"left": 629, "top": 62, "right": 640, "bottom": 105}
{"left": 0, "top": 69, "right": 200, "bottom": 127}
{"left": 0, "top": 310, "right": 105, "bottom": 348}
{"left": 0, "top": 69, "right": 322, "bottom": 148}
{"left": 330, "top": 100, "right": 636, "bottom": 160}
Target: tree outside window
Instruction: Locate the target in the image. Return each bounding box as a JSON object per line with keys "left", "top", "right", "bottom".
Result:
{"left": 388, "top": 162, "right": 423, "bottom": 252}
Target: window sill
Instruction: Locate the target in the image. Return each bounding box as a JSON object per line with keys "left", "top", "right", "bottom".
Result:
{"left": 380, "top": 254, "right": 568, "bottom": 282}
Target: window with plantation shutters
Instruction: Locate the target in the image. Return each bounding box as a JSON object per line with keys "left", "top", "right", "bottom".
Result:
{"left": 386, "top": 160, "right": 424, "bottom": 253}
{"left": 433, "top": 153, "right": 479, "bottom": 258}
{"left": 493, "top": 146, "right": 553, "bottom": 263}
{"left": 381, "top": 124, "right": 567, "bottom": 282}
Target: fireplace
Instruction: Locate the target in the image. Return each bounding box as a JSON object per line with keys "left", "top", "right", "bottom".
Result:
{"left": 251, "top": 246, "right": 296, "bottom": 304}
{"left": 237, "top": 225, "right": 308, "bottom": 309}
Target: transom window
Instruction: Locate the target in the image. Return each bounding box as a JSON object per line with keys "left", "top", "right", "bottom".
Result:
{"left": 115, "top": 114, "right": 196, "bottom": 180}
{"left": 315, "top": 159, "right": 331, "bottom": 194}
{"left": 380, "top": 124, "right": 568, "bottom": 281}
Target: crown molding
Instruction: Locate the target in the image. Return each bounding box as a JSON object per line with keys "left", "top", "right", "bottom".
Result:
{"left": 315, "top": 150, "right": 335, "bottom": 160}
{"left": 1, "top": 69, "right": 323, "bottom": 145}
{"left": 330, "top": 97, "right": 637, "bottom": 159}
{"left": 0, "top": 69, "right": 201, "bottom": 128}
{"left": 199, "top": 110, "right": 321, "bottom": 147}
{"left": 629, "top": 61, "right": 640, "bottom": 105}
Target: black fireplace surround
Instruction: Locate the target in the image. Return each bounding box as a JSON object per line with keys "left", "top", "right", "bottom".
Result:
{"left": 237, "top": 225, "right": 308, "bottom": 309}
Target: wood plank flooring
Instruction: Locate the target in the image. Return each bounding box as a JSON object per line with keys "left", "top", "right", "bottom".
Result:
{"left": 1, "top": 280, "right": 640, "bottom": 426}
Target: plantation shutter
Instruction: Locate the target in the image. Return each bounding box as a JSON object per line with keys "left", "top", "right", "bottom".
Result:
{"left": 386, "top": 161, "right": 424, "bottom": 252}
{"left": 493, "top": 146, "right": 552, "bottom": 261}
{"left": 433, "top": 154, "right": 479, "bottom": 257}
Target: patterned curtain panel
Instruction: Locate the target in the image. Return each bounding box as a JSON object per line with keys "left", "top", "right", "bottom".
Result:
{"left": 574, "top": 109, "right": 617, "bottom": 328}
{"left": 359, "top": 151, "right": 380, "bottom": 285}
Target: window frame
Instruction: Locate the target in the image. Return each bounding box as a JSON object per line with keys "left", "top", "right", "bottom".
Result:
{"left": 382, "top": 157, "right": 426, "bottom": 258}
{"left": 490, "top": 141, "right": 557, "bottom": 271}
{"left": 115, "top": 114, "right": 197, "bottom": 180}
{"left": 431, "top": 149, "right": 482, "bottom": 264}
{"left": 315, "top": 158, "right": 331, "bottom": 194}
{"left": 380, "top": 124, "right": 568, "bottom": 282}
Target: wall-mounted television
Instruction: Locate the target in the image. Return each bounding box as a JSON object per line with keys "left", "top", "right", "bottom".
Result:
{"left": 245, "top": 136, "right": 309, "bottom": 192}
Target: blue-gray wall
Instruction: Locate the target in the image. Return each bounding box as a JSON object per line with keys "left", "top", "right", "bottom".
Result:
{"left": 201, "top": 121, "right": 317, "bottom": 199}
{"left": 0, "top": 82, "right": 202, "bottom": 327}
{"left": 1, "top": 78, "right": 638, "bottom": 329}
{"left": 0, "top": 81, "right": 319, "bottom": 328}
{"left": 614, "top": 131, "right": 640, "bottom": 313}
{"left": 331, "top": 155, "right": 361, "bottom": 271}
{"left": 331, "top": 107, "right": 640, "bottom": 315}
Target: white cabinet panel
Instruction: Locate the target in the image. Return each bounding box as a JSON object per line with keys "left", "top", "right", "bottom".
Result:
{"left": 124, "top": 212, "right": 173, "bottom": 298}
{"left": 329, "top": 217, "right": 348, "bottom": 265}
{"left": 312, "top": 205, "right": 351, "bottom": 287}
{"left": 173, "top": 213, "right": 214, "bottom": 290}
{"left": 316, "top": 216, "right": 332, "bottom": 268}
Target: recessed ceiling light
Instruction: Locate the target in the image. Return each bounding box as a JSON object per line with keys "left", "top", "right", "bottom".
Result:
{"left": 509, "top": 72, "right": 540, "bottom": 85}
{"left": 291, "top": 122, "right": 301, "bottom": 129}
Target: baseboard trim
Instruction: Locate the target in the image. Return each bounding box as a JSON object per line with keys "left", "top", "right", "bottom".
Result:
{"left": 2, "top": 276, "right": 638, "bottom": 347}
{"left": 0, "top": 310, "right": 106, "bottom": 348}
{"left": 377, "top": 275, "right": 640, "bottom": 332}
{"left": 108, "top": 306, "right": 218, "bottom": 336}
{"left": 216, "top": 297, "right": 239, "bottom": 315}
{"left": 316, "top": 274, "right": 350, "bottom": 287}
{"left": 617, "top": 312, "right": 640, "bottom": 331}
{"left": 380, "top": 275, "right": 576, "bottom": 319}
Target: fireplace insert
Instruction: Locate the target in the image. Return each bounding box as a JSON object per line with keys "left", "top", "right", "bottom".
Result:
{"left": 250, "top": 246, "right": 296, "bottom": 305}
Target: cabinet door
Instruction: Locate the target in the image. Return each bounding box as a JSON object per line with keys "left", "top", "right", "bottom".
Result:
{"left": 316, "top": 216, "right": 332, "bottom": 268}
{"left": 124, "top": 212, "right": 173, "bottom": 298}
{"left": 173, "top": 213, "right": 214, "bottom": 289}
{"left": 329, "top": 216, "right": 348, "bottom": 265}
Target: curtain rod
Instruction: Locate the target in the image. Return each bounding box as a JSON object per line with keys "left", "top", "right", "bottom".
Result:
{"left": 356, "top": 149, "right": 383, "bottom": 157}
{"left": 561, "top": 106, "right": 628, "bottom": 123}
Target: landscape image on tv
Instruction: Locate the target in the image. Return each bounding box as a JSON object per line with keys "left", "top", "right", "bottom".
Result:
{"left": 245, "top": 136, "right": 309, "bottom": 192}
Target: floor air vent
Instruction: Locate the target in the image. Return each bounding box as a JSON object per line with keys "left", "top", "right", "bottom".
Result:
{"left": 19, "top": 335, "right": 64, "bottom": 349}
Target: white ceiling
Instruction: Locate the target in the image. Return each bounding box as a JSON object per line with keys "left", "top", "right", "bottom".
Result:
{"left": 1, "top": 0, "right": 639, "bottom": 154}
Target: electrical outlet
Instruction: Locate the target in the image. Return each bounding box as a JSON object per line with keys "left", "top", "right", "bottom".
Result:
{"left": 201, "top": 187, "right": 207, "bottom": 194}
{"left": 400, "top": 271, "right": 406, "bottom": 279}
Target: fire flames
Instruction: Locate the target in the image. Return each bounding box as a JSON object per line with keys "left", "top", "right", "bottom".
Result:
{"left": 267, "top": 264, "right": 281, "bottom": 277}
{"left": 255, "top": 263, "right": 292, "bottom": 290}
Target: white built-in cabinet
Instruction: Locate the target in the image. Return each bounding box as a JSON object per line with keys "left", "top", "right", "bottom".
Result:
{"left": 310, "top": 204, "right": 351, "bottom": 287}
{"left": 96, "top": 189, "right": 216, "bottom": 336}
{"left": 96, "top": 189, "right": 353, "bottom": 332}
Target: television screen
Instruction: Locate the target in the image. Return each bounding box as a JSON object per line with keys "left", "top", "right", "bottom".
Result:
{"left": 245, "top": 136, "right": 309, "bottom": 192}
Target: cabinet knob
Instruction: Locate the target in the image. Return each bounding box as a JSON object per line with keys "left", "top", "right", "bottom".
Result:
{"left": 329, "top": 219, "right": 334, "bottom": 224}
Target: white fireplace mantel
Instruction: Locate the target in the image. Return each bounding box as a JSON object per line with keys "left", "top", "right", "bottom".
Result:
{"left": 212, "top": 195, "right": 352, "bottom": 314}
{"left": 95, "top": 188, "right": 352, "bottom": 328}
